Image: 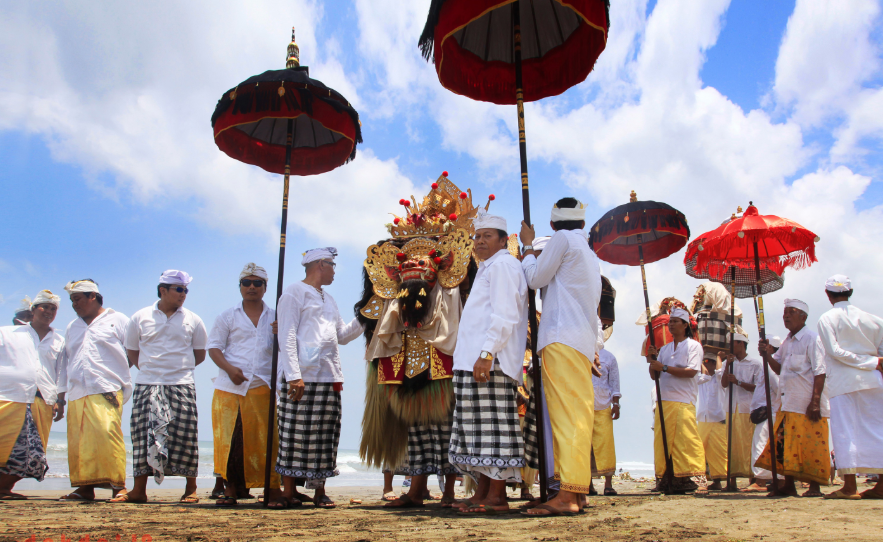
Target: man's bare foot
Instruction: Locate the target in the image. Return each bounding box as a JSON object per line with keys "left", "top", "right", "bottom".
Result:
{"left": 383, "top": 494, "right": 424, "bottom": 508}
{"left": 109, "top": 490, "right": 147, "bottom": 504}
{"left": 707, "top": 480, "right": 723, "bottom": 491}
{"left": 741, "top": 482, "right": 769, "bottom": 493}
{"left": 0, "top": 491, "right": 27, "bottom": 500}
{"left": 59, "top": 487, "right": 96, "bottom": 501}
{"left": 522, "top": 495, "right": 579, "bottom": 516}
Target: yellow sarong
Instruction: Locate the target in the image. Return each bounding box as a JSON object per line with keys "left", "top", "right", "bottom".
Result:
{"left": 726, "top": 411, "right": 754, "bottom": 478}
{"left": 591, "top": 407, "right": 616, "bottom": 478}
{"left": 541, "top": 342, "right": 594, "bottom": 493}
{"left": 755, "top": 410, "right": 830, "bottom": 485}
{"left": 0, "top": 398, "right": 53, "bottom": 466}
{"left": 212, "top": 386, "right": 281, "bottom": 489}
{"left": 67, "top": 392, "right": 126, "bottom": 488}
{"left": 698, "top": 421, "right": 727, "bottom": 480}
{"left": 654, "top": 401, "right": 705, "bottom": 478}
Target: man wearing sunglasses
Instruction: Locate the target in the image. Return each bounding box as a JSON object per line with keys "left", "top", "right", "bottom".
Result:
{"left": 207, "top": 263, "right": 283, "bottom": 507}
{"left": 116, "top": 270, "right": 207, "bottom": 504}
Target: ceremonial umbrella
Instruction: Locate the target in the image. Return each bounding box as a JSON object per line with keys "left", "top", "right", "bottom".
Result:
{"left": 589, "top": 191, "right": 690, "bottom": 493}
{"left": 684, "top": 203, "right": 819, "bottom": 494}
{"left": 211, "top": 28, "right": 362, "bottom": 501}
{"left": 419, "top": 0, "right": 609, "bottom": 501}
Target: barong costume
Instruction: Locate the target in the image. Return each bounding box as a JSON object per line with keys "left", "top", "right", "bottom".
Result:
{"left": 592, "top": 348, "right": 620, "bottom": 478}
{"left": 126, "top": 270, "right": 207, "bottom": 483}
{"left": 60, "top": 280, "right": 132, "bottom": 489}
{"left": 696, "top": 363, "right": 727, "bottom": 480}
{"left": 751, "top": 338, "right": 782, "bottom": 480}
{"left": 450, "top": 226, "right": 529, "bottom": 483}
{"left": 724, "top": 339, "right": 762, "bottom": 479}
{"left": 0, "top": 306, "right": 64, "bottom": 481}
{"left": 817, "top": 276, "right": 883, "bottom": 477}
{"left": 756, "top": 306, "right": 830, "bottom": 485}
{"left": 357, "top": 175, "right": 479, "bottom": 478}
{"left": 277, "top": 249, "right": 363, "bottom": 486}
{"left": 209, "top": 267, "right": 280, "bottom": 489}
{"left": 654, "top": 333, "right": 706, "bottom": 480}
{"left": 522, "top": 202, "right": 603, "bottom": 494}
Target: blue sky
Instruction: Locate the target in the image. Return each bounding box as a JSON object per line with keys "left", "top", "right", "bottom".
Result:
{"left": 2, "top": 0, "right": 883, "bottom": 468}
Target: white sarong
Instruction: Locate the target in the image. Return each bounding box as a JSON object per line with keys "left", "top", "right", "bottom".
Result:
{"left": 751, "top": 416, "right": 783, "bottom": 479}
{"left": 830, "top": 386, "right": 883, "bottom": 475}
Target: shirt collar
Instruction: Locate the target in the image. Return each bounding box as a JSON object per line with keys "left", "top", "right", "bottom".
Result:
{"left": 481, "top": 248, "right": 511, "bottom": 267}
{"left": 834, "top": 301, "right": 851, "bottom": 308}
{"left": 153, "top": 301, "right": 183, "bottom": 315}
{"left": 237, "top": 300, "right": 270, "bottom": 316}
{"left": 790, "top": 325, "right": 809, "bottom": 341}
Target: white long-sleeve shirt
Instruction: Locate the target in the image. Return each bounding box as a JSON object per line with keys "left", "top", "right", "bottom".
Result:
{"left": 724, "top": 355, "right": 762, "bottom": 414}
{"left": 773, "top": 325, "right": 829, "bottom": 417}
{"left": 593, "top": 348, "right": 621, "bottom": 410}
{"left": 454, "top": 249, "right": 528, "bottom": 381}
{"left": 521, "top": 229, "right": 603, "bottom": 362}
{"left": 657, "top": 338, "right": 703, "bottom": 405}
{"left": 125, "top": 302, "right": 208, "bottom": 386}
{"left": 207, "top": 301, "right": 275, "bottom": 395}
{"left": 0, "top": 324, "right": 65, "bottom": 405}
{"left": 59, "top": 309, "right": 133, "bottom": 404}
{"left": 817, "top": 301, "right": 883, "bottom": 398}
{"left": 277, "top": 282, "right": 363, "bottom": 383}
{"left": 751, "top": 366, "right": 780, "bottom": 413}
{"left": 697, "top": 368, "right": 726, "bottom": 423}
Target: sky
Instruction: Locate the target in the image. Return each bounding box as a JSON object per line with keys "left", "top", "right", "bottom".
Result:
{"left": 2, "top": 0, "right": 883, "bottom": 468}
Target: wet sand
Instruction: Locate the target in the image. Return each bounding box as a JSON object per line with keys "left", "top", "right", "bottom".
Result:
{"left": 3, "top": 480, "right": 882, "bottom": 542}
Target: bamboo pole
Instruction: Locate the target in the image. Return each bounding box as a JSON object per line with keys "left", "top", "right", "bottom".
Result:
{"left": 753, "top": 242, "right": 780, "bottom": 495}
{"left": 724, "top": 266, "right": 737, "bottom": 492}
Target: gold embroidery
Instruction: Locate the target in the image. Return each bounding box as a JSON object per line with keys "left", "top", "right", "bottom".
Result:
{"left": 403, "top": 330, "right": 431, "bottom": 379}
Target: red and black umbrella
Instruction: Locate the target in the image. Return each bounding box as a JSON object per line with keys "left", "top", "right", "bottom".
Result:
{"left": 685, "top": 203, "right": 819, "bottom": 494}
{"left": 589, "top": 191, "right": 690, "bottom": 494}
{"left": 211, "top": 28, "right": 362, "bottom": 502}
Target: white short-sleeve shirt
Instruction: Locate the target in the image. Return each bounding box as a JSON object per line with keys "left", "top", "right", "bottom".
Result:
{"left": 125, "top": 302, "right": 208, "bottom": 386}
{"left": 657, "top": 338, "right": 703, "bottom": 405}
{"left": 207, "top": 302, "right": 275, "bottom": 395}
{"left": 0, "top": 324, "right": 65, "bottom": 405}
{"left": 773, "top": 326, "right": 829, "bottom": 417}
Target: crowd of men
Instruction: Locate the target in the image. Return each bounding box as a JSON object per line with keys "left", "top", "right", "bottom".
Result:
{"left": 1, "top": 197, "right": 881, "bottom": 515}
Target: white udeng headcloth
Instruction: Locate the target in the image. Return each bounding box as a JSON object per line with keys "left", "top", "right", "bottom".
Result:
{"left": 550, "top": 200, "right": 587, "bottom": 222}
{"left": 64, "top": 280, "right": 100, "bottom": 295}
{"left": 784, "top": 298, "right": 809, "bottom": 315}
{"left": 769, "top": 336, "right": 782, "bottom": 349}
{"left": 825, "top": 274, "right": 852, "bottom": 293}
{"left": 240, "top": 263, "right": 268, "bottom": 280}
{"left": 302, "top": 247, "right": 338, "bottom": 266}
{"left": 532, "top": 236, "right": 551, "bottom": 251}
{"left": 670, "top": 307, "right": 691, "bottom": 323}
{"left": 32, "top": 290, "right": 60, "bottom": 308}
{"left": 160, "top": 270, "right": 193, "bottom": 286}
{"left": 473, "top": 210, "right": 507, "bottom": 232}
{"left": 16, "top": 296, "right": 32, "bottom": 313}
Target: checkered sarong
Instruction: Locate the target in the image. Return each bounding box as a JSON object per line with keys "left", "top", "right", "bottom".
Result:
{"left": 522, "top": 388, "right": 540, "bottom": 470}
{"left": 400, "top": 416, "right": 460, "bottom": 476}
{"left": 131, "top": 384, "right": 198, "bottom": 480}
{"left": 697, "top": 308, "right": 743, "bottom": 351}
{"left": 275, "top": 382, "right": 341, "bottom": 481}
{"left": 449, "top": 367, "right": 526, "bottom": 471}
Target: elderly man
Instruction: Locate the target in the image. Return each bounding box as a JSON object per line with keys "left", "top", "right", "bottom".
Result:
{"left": 276, "top": 247, "right": 363, "bottom": 508}
{"left": 449, "top": 211, "right": 528, "bottom": 514}
{"left": 59, "top": 279, "right": 132, "bottom": 501}
{"left": 720, "top": 331, "right": 761, "bottom": 489}
{"left": 521, "top": 197, "right": 603, "bottom": 516}
{"left": 12, "top": 296, "right": 32, "bottom": 326}
{"left": 119, "top": 270, "right": 207, "bottom": 504}
{"left": 209, "top": 263, "right": 282, "bottom": 507}
{"left": 756, "top": 299, "right": 829, "bottom": 498}
{"left": 817, "top": 275, "right": 883, "bottom": 500}
{"left": 0, "top": 291, "right": 65, "bottom": 499}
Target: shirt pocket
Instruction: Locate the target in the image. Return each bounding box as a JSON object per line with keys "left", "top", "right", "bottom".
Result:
{"left": 786, "top": 353, "right": 806, "bottom": 373}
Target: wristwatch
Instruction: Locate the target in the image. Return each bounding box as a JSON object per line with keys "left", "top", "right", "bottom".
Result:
{"left": 736, "top": 379, "right": 742, "bottom": 386}
{"left": 522, "top": 245, "right": 533, "bottom": 252}
{"left": 479, "top": 351, "right": 494, "bottom": 362}
{"left": 662, "top": 365, "right": 669, "bottom": 373}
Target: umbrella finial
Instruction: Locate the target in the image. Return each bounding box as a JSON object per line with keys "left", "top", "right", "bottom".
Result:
{"left": 287, "top": 27, "right": 300, "bottom": 69}
{"left": 737, "top": 206, "right": 743, "bottom": 214}
{"left": 629, "top": 190, "right": 637, "bottom": 203}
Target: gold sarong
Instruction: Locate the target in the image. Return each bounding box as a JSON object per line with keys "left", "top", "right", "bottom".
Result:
{"left": 67, "top": 392, "right": 126, "bottom": 488}
{"left": 698, "top": 421, "right": 727, "bottom": 479}
{"left": 541, "top": 342, "right": 594, "bottom": 493}
{"left": 755, "top": 410, "right": 830, "bottom": 485}
{"left": 212, "top": 386, "right": 281, "bottom": 489}
{"left": 591, "top": 407, "right": 616, "bottom": 478}
{"left": 654, "top": 401, "right": 705, "bottom": 478}
{"left": 726, "top": 410, "right": 754, "bottom": 478}
{"left": 0, "top": 398, "right": 53, "bottom": 466}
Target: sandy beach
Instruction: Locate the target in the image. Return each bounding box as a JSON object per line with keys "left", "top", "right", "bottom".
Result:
{"left": 3, "top": 480, "right": 882, "bottom": 542}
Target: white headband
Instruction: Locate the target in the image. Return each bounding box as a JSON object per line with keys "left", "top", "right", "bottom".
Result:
{"left": 769, "top": 336, "right": 782, "bottom": 349}
{"left": 825, "top": 274, "right": 851, "bottom": 293}
{"left": 473, "top": 210, "right": 507, "bottom": 232}
{"left": 784, "top": 298, "right": 809, "bottom": 314}
{"left": 64, "top": 280, "right": 100, "bottom": 295}
{"left": 532, "top": 236, "right": 551, "bottom": 251}
{"left": 670, "top": 307, "right": 691, "bottom": 322}
{"left": 160, "top": 270, "right": 193, "bottom": 286}
{"left": 240, "top": 263, "right": 268, "bottom": 280}
{"left": 730, "top": 333, "right": 749, "bottom": 343}
{"left": 16, "top": 296, "right": 32, "bottom": 313}
{"left": 302, "top": 247, "right": 338, "bottom": 266}
{"left": 551, "top": 200, "right": 587, "bottom": 222}
{"left": 32, "top": 290, "right": 60, "bottom": 308}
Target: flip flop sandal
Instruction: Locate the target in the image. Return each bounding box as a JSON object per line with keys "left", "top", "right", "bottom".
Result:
{"left": 457, "top": 504, "right": 508, "bottom": 516}
{"left": 180, "top": 494, "right": 200, "bottom": 504}
{"left": 823, "top": 490, "right": 862, "bottom": 500}
{"left": 108, "top": 493, "right": 147, "bottom": 504}
{"left": 268, "top": 498, "right": 296, "bottom": 510}
{"left": 215, "top": 497, "right": 238, "bottom": 507}
{"left": 440, "top": 497, "right": 457, "bottom": 508}
{"left": 603, "top": 488, "right": 618, "bottom": 496}
{"left": 382, "top": 491, "right": 398, "bottom": 501}
{"left": 801, "top": 491, "right": 824, "bottom": 498}
{"left": 209, "top": 489, "right": 225, "bottom": 499}
{"left": 59, "top": 492, "right": 92, "bottom": 501}
{"left": 521, "top": 503, "right": 578, "bottom": 517}
{"left": 860, "top": 489, "right": 883, "bottom": 499}
{"left": 0, "top": 494, "right": 27, "bottom": 500}
{"left": 384, "top": 494, "right": 424, "bottom": 508}
{"left": 315, "top": 495, "right": 336, "bottom": 509}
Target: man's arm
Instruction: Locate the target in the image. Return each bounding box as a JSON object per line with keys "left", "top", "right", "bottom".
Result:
{"left": 336, "top": 306, "right": 365, "bottom": 346}
{"left": 192, "top": 318, "right": 209, "bottom": 366}
{"left": 520, "top": 232, "right": 566, "bottom": 290}
{"left": 758, "top": 339, "right": 781, "bottom": 374}
{"left": 127, "top": 349, "right": 140, "bottom": 369}
{"left": 806, "top": 374, "right": 826, "bottom": 422}
{"left": 193, "top": 349, "right": 206, "bottom": 366}
{"left": 609, "top": 356, "right": 621, "bottom": 420}
{"left": 817, "top": 318, "right": 880, "bottom": 370}
{"left": 277, "top": 292, "right": 305, "bottom": 402}
{"left": 206, "top": 313, "right": 246, "bottom": 384}
{"left": 209, "top": 348, "right": 247, "bottom": 385}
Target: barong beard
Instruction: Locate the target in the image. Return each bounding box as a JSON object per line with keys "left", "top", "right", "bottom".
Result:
{"left": 397, "top": 279, "right": 433, "bottom": 329}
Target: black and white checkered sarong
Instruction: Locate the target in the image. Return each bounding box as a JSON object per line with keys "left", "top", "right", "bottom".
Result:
{"left": 522, "top": 388, "right": 540, "bottom": 470}
{"left": 131, "top": 384, "right": 199, "bottom": 479}
{"left": 697, "top": 308, "right": 743, "bottom": 351}
{"left": 275, "top": 382, "right": 341, "bottom": 481}
{"left": 449, "top": 366, "right": 526, "bottom": 473}
{"left": 400, "top": 414, "right": 460, "bottom": 476}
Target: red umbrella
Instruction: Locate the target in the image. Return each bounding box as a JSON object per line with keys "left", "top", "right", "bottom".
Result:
{"left": 685, "top": 203, "right": 820, "bottom": 494}
{"left": 420, "top": 0, "right": 609, "bottom": 501}
{"left": 211, "top": 28, "right": 362, "bottom": 502}
{"left": 589, "top": 191, "right": 690, "bottom": 494}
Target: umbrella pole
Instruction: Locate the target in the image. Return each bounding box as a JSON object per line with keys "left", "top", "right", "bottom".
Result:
{"left": 724, "top": 266, "right": 737, "bottom": 492}
{"left": 513, "top": 1, "right": 547, "bottom": 503}
{"left": 637, "top": 236, "right": 673, "bottom": 490}
{"left": 753, "top": 242, "right": 780, "bottom": 495}
{"left": 264, "top": 118, "right": 294, "bottom": 505}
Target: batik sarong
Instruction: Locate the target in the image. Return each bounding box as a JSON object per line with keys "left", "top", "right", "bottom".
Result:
{"left": 755, "top": 410, "right": 830, "bottom": 485}
{"left": 0, "top": 403, "right": 50, "bottom": 481}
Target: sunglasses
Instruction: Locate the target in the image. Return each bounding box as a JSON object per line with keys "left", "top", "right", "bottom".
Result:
{"left": 240, "top": 279, "right": 266, "bottom": 287}
{"left": 164, "top": 286, "right": 189, "bottom": 293}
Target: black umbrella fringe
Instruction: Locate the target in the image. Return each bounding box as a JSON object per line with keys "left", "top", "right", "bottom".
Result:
{"left": 591, "top": 210, "right": 689, "bottom": 247}
{"left": 418, "top": 0, "right": 610, "bottom": 63}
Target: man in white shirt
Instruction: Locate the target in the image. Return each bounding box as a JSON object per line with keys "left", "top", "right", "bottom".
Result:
{"left": 720, "top": 332, "right": 762, "bottom": 487}
{"left": 756, "top": 299, "right": 829, "bottom": 498}
{"left": 697, "top": 352, "right": 727, "bottom": 490}
{"left": 0, "top": 290, "right": 65, "bottom": 499}
{"left": 589, "top": 346, "right": 620, "bottom": 496}
{"left": 208, "top": 263, "right": 282, "bottom": 507}
{"left": 743, "top": 337, "right": 783, "bottom": 493}
{"left": 449, "top": 211, "right": 528, "bottom": 514}
{"left": 276, "top": 247, "right": 363, "bottom": 508}
{"left": 521, "top": 197, "right": 603, "bottom": 516}
{"left": 59, "top": 279, "right": 132, "bottom": 501}
{"left": 817, "top": 275, "right": 883, "bottom": 500}
{"left": 119, "top": 270, "right": 208, "bottom": 504}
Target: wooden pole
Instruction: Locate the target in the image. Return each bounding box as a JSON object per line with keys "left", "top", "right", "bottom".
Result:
{"left": 263, "top": 118, "right": 294, "bottom": 504}
{"left": 514, "top": 0, "right": 548, "bottom": 503}
{"left": 753, "top": 242, "right": 780, "bottom": 495}
{"left": 724, "top": 266, "right": 737, "bottom": 492}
